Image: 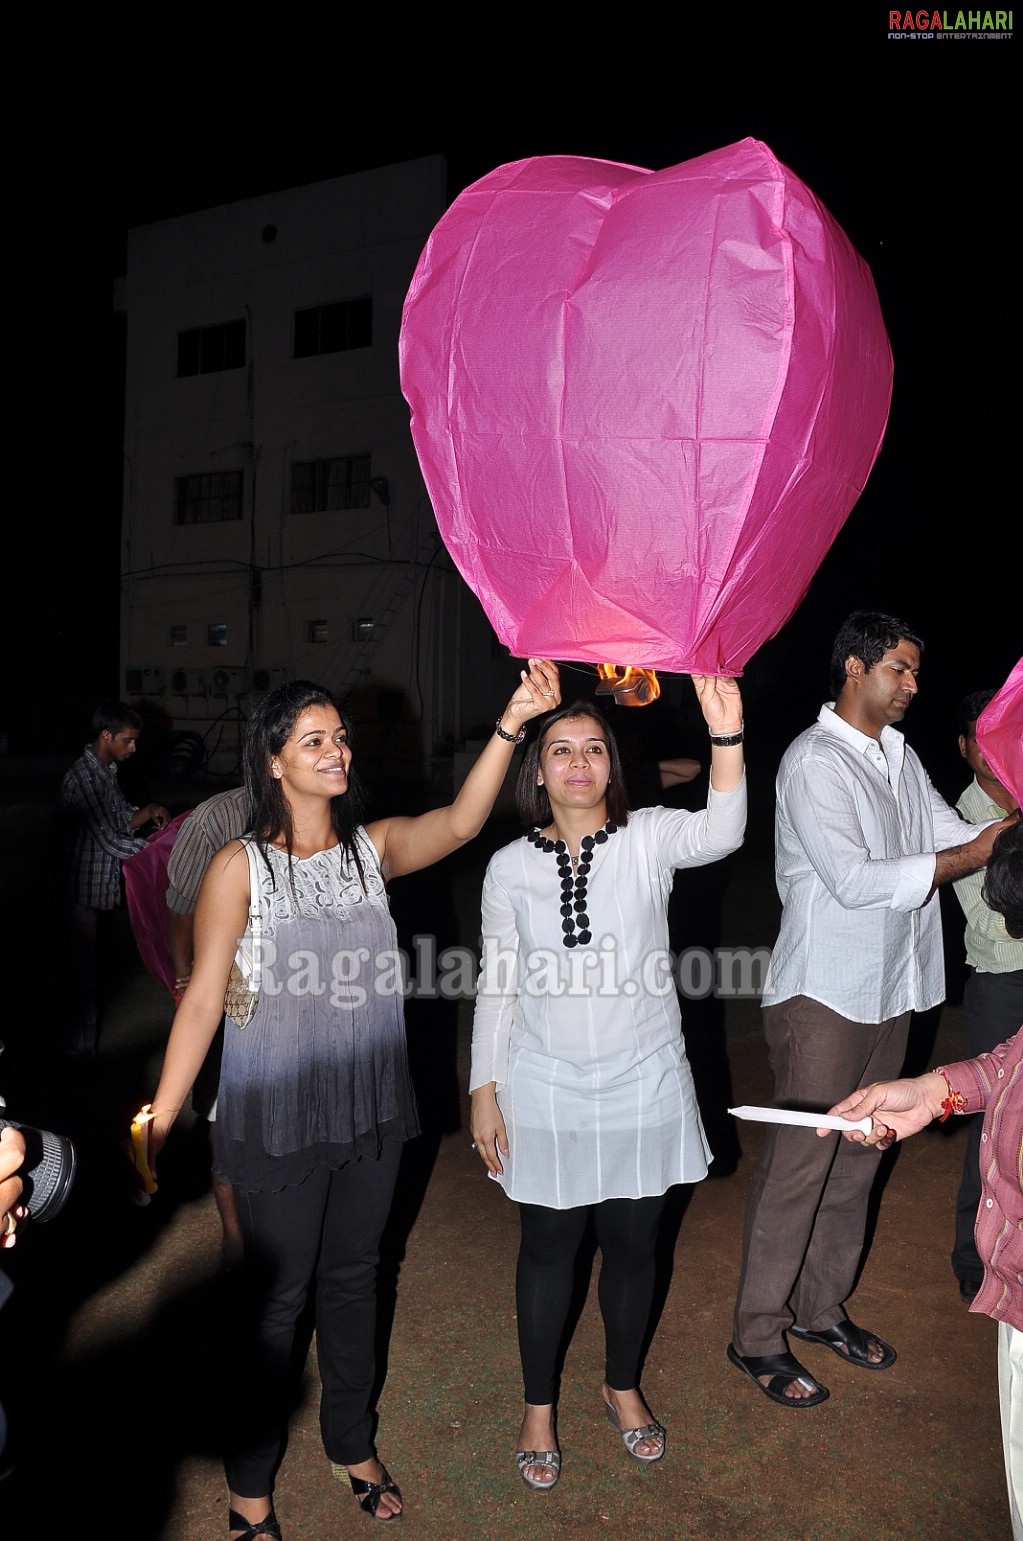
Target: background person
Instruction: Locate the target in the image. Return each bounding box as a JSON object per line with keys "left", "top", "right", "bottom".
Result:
{"left": 146, "top": 662, "right": 560, "bottom": 1541}
{"left": 165, "top": 785, "right": 251, "bottom": 1263}
{"left": 469, "top": 677, "right": 745, "bottom": 1491}
{"left": 950, "top": 689, "right": 1022, "bottom": 1304}
{"left": 60, "top": 701, "right": 169, "bottom": 1058}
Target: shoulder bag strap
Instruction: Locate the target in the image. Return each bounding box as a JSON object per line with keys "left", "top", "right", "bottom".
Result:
{"left": 242, "top": 839, "right": 263, "bottom": 991}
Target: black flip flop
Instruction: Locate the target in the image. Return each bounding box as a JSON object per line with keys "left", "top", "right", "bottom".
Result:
{"left": 790, "top": 1319, "right": 897, "bottom": 1370}
{"left": 726, "top": 1344, "right": 829, "bottom": 1407}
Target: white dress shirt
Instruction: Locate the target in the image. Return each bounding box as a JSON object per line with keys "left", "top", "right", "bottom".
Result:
{"left": 763, "top": 704, "right": 990, "bottom": 1023}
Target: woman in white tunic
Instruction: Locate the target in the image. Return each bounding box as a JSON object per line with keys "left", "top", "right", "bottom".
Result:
{"left": 470, "top": 679, "right": 745, "bottom": 1490}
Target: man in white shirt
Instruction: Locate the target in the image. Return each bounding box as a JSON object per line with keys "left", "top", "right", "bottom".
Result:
{"left": 728, "top": 612, "right": 1013, "bottom": 1408}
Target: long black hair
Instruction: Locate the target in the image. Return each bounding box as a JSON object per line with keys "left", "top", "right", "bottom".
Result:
{"left": 243, "top": 680, "right": 367, "bottom": 882}
{"left": 516, "top": 700, "right": 630, "bottom": 828}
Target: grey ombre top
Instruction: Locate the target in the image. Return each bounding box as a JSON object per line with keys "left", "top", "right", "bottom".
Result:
{"left": 215, "top": 831, "right": 419, "bottom": 1191}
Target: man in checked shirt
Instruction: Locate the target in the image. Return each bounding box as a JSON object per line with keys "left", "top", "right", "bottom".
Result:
{"left": 61, "top": 701, "right": 169, "bottom": 1058}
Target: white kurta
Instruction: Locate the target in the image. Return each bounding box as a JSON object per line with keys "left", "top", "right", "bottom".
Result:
{"left": 470, "top": 786, "right": 746, "bottom": 1208}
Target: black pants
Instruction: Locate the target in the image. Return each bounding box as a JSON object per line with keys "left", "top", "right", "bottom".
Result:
{"left": 225, "top": 1139, "right": 402, "bottom": 1497}
{"left": 516, "top": 1194, "right": 666, "bottom": 1405}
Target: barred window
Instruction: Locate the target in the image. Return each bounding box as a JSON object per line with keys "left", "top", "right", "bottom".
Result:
{"left": 293, "top": 298, "right": 372, "bottom": 357}
{"left": 290, "top": 456, "right": 371, "bottom": 513}
{"left": 175, "top": 470, "right": 243, "bottom": 524}
{"left": 177, "top": 319, "right": 246, "bottom": 377}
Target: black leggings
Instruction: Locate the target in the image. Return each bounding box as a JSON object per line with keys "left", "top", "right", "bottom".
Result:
{"left": 516, "top": 1194, "right": 667, "bottom": 1404}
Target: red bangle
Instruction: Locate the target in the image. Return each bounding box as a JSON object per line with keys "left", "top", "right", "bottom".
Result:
{"left": 936, "top": 1069, "right": 967, "bottom": 1122}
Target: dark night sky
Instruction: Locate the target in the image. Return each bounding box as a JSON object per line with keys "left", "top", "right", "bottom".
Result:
{"left": 9, "top": 33, "right": 1017, "bottom": 786}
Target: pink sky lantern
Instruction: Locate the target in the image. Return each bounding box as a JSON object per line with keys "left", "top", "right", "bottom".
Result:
{"left": 977, "top": 658, "right": 1023, "bottom": 806}
{"left": 400, "top": 140, "right": 893, "bottom": 676}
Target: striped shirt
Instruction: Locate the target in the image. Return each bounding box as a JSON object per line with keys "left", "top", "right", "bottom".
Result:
{"left": 165, "top": 786, "right": 250, "bottom": 915}
{"left": 944, "top": 1029, "right": 1023, "bottom": 1331}
{"left": 60, "top": 745, "right": 147, "bottom": 908}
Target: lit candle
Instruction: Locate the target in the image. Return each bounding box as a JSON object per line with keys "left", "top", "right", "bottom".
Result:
{"left": 130, "top": 1104, "right": 158, "bottom": 1202}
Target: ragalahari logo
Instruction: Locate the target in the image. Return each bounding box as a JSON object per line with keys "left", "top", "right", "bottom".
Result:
{"left": 888, "top": 9, "right": 1013, "bottom": 36}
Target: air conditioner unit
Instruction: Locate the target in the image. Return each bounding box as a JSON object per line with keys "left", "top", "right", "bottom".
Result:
{"left": 168, "top": 668, "right": 209, "bottom": 696}
{"left": 125, "top": 666, "right": 166, "bottom": 696}
{"left": 209, "top": 666, "right": 251, "bottom": 697}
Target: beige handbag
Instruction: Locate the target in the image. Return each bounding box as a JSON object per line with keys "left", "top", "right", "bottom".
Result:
{"left": 224, "top": 839, "right": 263, "bottom": 1028}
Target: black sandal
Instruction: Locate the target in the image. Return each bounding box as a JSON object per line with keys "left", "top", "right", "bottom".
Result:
{"left": 332, "top": 1461, "right": 403, "bottom": 1522}
{"left": 790, "top": 1318, "right": 897, "bottom": 1370}
{"left": 726, "top": 1343, "right": 829, "bottom": 1407}
{"left": 228, "top": 1506, "right": 282, "bottom": 1540}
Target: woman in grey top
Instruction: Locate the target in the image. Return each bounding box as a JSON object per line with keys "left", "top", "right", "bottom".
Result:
{"left": 148, "top": 662, "right": 559, "bottom": 1540}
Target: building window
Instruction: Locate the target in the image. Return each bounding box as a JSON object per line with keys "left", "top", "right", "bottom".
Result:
{"left": 175, "top": 470, "right": 243, "bottom": 525}
{"left": 177, "top": 319, "right": 246, "bottom": 377}
{"left": 170, "top": 625, "right": 188, "bottom": 647}
{"left": 290, "top": 456, "right": 371, "bottom": 513}
{"left": 307, "top": 620, "right": 329, "bottom": 644}
{"left": 207, "top": 623, "right": 228, "bottom": 647}
{"left": 293, "top": 298, "right": 372, "bottom": 358}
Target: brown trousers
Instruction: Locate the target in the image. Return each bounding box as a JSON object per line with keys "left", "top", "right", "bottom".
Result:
{"left": 732, "top": 996, "right": 910, "bottom": 1356}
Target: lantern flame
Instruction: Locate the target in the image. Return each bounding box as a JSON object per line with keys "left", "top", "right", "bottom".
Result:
{"left": 595, "top": 666, "right": 661, "bottom": 707}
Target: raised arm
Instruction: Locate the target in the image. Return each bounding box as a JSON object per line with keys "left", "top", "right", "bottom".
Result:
{"left": 690, "top": 675, "right": 745, "bottom": 793}
{"left": 147, "top": 840, "right": 250, "bottom": 1169}
{"left": 367, "top": 659, "right": 561, "bottom": 882}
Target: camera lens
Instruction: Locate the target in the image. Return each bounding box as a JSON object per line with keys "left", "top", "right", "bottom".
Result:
{"left": 0, "top": 1118, "right": 77, "bottom": 1223}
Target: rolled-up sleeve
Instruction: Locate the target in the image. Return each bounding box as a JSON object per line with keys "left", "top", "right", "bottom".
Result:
{"left": 783, "top": 759, "right": 933, "bottom": 912}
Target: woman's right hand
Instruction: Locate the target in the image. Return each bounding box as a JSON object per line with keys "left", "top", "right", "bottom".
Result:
{"left": 469, "top": 1084, "right": 509, "bottom": 1176}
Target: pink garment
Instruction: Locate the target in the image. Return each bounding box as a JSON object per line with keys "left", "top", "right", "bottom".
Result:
{"left": 123, "top": 811, "right": 191, "bottom": 994}
{"left": 977, "top": 659, "right": 1023, "bottom": 806}
{"left": 400, "top": 139, "right": 893, "bottom": 675}
{"left": 943, "top": 1029, "right": 1023, "bottom": 1332}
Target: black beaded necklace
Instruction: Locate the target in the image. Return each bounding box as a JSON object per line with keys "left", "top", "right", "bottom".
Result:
{"left": 527, "top": 820, "right": 619, "bottom": 948}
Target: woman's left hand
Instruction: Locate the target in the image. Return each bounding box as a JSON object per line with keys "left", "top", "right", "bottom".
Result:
{"left": 499, "top": 659, "right": 561, "bottom": 732}
{"left": 690, "top": 674, "right": 743, "bottom": 735}
{"left": 0, "top": 1126, "right": 27, "bottom": 1249}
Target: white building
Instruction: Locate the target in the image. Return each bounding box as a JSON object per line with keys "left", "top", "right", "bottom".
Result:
{"left": 117, "top": 156, "right": 505, "bottom": 782}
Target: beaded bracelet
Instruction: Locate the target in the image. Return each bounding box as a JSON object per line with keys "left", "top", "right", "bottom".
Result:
{"left": 935, "top": 1069, "right": 967, "bottom": 1122}
{"left": 494, "top": 718, "right": 526, "bottom": 745}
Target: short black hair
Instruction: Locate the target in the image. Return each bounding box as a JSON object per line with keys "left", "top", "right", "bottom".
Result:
{"left": 516, "top": 701, "right": 630, "bottom": 828}
{"left": 982, "top": 821, "right": 1023, "bottom": 940}
{"left": 829, "top": 611, "right": 925, "bottom": 697}
{"left": 957, "top": 688, "right": 998, "bottom": 739}
{"left": 91, "top": 701, "right": 143, "bottom": 738}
